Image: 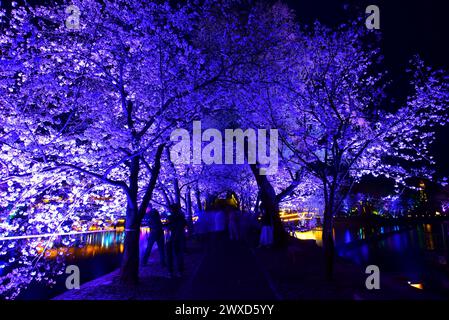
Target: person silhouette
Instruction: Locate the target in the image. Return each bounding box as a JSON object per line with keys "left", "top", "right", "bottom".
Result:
{"left": 166, "top": 204, "right": 187, "bottom": 277}
{"left": 142, "top": 207, "right": 166, "bottom": 267}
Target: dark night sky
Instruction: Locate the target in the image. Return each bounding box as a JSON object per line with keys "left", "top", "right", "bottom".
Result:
{"left": 2, "top": 0, "right": 449, "bottom": 176}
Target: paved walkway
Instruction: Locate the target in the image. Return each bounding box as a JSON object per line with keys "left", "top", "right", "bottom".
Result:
{"left": 54, "top": 237, "right": 204, "bottom": 300}
{"left": 178, "top": 233, "right": 277, "bottom": 300}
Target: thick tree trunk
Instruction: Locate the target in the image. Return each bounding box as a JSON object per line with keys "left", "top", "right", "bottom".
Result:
{"left": 173, "top": 178, "right": 181, "bottom": 207}
{"left": 195, "top": 187, "right": 202, "bottom": 212}
{"left": 120, "top": 199, "right": 140, "bottom": 284}
{"left": 119, "top": 154, "right": 140, "bottom": 284}
{"left": 119, "top": 144, "right": 164, "bottom": 284}
{"left": 250, "top": 164, "right": 286, "bottom": 246}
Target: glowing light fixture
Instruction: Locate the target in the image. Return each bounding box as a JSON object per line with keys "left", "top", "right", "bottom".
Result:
{"left": 407, "top": 281, "right": 424, "bottom": 290}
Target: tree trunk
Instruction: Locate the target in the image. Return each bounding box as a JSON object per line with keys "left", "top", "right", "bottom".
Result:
{"left": 186, "top": 186, "right": 193, "bottom": 234}
{"left": 250, "top": 164, "right": 286, "bottom": 246}
{"left": 173, "top": 177, "right": 181, "bottom": 207}
{"left": 255, "top": 191, "right": 260, "bottom": 216}
{"left": 195, "top": 187, "right": 202, "bottom": 213}
{"left": 240, "top": 193, "right": 245, "bottom": 212}
{"left": 120, "top": 199, "right": 140, "bottom": 284}
{"left": 160, "top": 185, "right": 172, "bottom": 206}
{"left": 119, "top": 144, "right": 164, "bottom": 284}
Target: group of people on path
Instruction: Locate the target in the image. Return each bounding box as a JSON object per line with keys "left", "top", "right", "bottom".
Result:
{"left": 141, "top": 204, "right": 186, "bottom": 278}
{"left": 195, "top": 205, "right": 241, "bottom": 240}
{"left": 141, "top": 199, "right": 276, "bottom": 272}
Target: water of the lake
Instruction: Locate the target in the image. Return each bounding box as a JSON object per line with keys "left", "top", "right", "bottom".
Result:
{"left": 1, "top": 228, "right": 153, "bottom": 300}
{"left": 295, "top": 221, "right": 449, "bottom": 295}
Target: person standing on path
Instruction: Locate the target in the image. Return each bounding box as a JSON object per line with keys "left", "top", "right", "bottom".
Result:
{"left": 141, "top": 207, "right": 166, "bottom": 267}
{"left": 166, "top": 204, "right": 187, "bottom": 277}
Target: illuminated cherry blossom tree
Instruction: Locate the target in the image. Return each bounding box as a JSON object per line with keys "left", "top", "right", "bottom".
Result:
{"left": 0, "top": 0, "right": 303, "bottom": 290}
{"left": 0, "top": 0, "right": 241, "bottom": 284}
{"left": 262, "top": 21, "right": 449, "bottom": 278}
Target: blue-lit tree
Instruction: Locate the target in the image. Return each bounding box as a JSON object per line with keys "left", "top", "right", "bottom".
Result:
{"left": 0, "top": 0, "right": 303, "bottom": 291}
{"left": 261, "top": 22, "right": 449, "bottom": 278}
{"left": 0, "top": 0, "right": 238, "bottom": 285}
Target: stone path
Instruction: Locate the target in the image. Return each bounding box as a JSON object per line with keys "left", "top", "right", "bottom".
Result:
{"left": 177, "top": 233, "right": 277, "bottom": 300}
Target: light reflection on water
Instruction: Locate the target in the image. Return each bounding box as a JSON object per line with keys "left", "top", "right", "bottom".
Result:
{"left": 1, "top": 228, "right": 155, "bottom": 299}
{"left": 1, "top": 227, "right": 158, "bottom": 276}
{"left": 31, "top": 227, "right": 155, "bottom": 261}
{"left": 36, "top": 231, "right": 126, "bottom": 260}
{"left": 294, "top": 223, "right": 446, "bottom": 252}
{"left": 294, "top": 222, "right": 449, "bottom": 293}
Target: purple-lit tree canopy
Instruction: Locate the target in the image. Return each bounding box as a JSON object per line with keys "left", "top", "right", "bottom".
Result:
{"left": 0, "top": 0, "right": 303, "bottom": 294}
{"left": 252, "top": 22, "right": 449, "bottom": 276}
{"left": 0, "top": 0, "right": 448, "bottom": 298}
